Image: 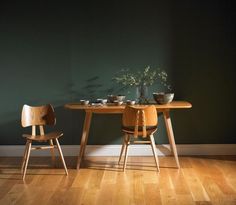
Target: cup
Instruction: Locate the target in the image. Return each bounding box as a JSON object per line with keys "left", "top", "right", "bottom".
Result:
{"left": 80, "top": 100, "right": 89, "bottom": 105}
{"left": 126, "top": 100, "right": 136, "bottom": 105}
{"left": 114, "top": 100, "right": 123, "bottom": 106}
{"left": 97, "top": 99, "right": 107, "bottom": 104}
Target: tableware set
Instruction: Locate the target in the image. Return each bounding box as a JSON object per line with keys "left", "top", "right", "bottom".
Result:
{"left": 80, "top": 93, "right": 173, "bottom": 106}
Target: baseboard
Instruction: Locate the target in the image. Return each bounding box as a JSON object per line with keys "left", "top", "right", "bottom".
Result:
{"left": 0, "top": 144, "right": 236, "bottom": 157}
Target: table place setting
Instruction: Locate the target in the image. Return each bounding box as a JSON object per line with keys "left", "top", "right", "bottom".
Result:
{"left": 79, "top": 95, "right": 134, "bottom": 107}
{"left": 78, "top": 94, "right": 141, "bottom": 107}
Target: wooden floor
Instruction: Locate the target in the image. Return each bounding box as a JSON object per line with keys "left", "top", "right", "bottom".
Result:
{"left": 0, "top": 156, "right": 236, "bottom": 205}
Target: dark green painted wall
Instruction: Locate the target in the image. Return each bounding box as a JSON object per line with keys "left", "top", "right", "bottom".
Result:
{"left": 0, "top": 0, "right": 235, "bottom": 145}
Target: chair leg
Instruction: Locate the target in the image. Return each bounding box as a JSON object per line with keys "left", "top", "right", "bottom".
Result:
{"left": 55, "top": 138, "right": 68, "bottom": 175}
{"left": 22, "top": 141, "right": 32, "bottom": 180}
{"left": 118, "top": 134, "right": 127, "bottom": 165}
{"left": 21, "top": 140, "right": 30, "bottom": 174}
{"left": 49, "top": 139, "right": 55, "bottom": 167}
{"left": 150, "top": 135, "right": 160, "bottom": 172}
{"left": 123, "top": 134, "right": 130, "bottom": 172}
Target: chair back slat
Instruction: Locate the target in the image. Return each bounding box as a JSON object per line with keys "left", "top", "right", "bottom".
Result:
{"left": 122, "top": 105, "right": 158, "bottom": 138}
{"left": 141, "top": 110, "right": 147, "bottom": 137}
{"left": 134, "top": 110, "right": 140, "bottom": 138}
{"left": 21, "top": 104, "right": 56, "bottom": 128}
{"left": 39, "top": 125, "right": 45, "bottom": 135}
{"left": 32, "top": 125, "right": 36, "bottom": 136}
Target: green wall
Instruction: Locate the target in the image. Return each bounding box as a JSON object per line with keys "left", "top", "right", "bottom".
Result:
{"left": 0, "top": 0, "right": 235, "bottom": 145}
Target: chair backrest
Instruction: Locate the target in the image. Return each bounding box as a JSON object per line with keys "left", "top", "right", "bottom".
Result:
{"left": 21, "top": 104, "right": 56, "bottom": 135}
{"left": 122, "top": 105, "right": 158, "bottom": 138}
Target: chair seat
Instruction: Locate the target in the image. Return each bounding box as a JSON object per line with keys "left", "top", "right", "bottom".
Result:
{"left": 122, "top": 126, "right": 157, "bottom": 136}
{"left": 22, "top": 131, "right": 63, "bottom": 141}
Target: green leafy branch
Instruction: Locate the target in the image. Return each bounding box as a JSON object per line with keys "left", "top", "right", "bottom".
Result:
{"left": 113, "top": 66, "right": 171, "bottom": 90}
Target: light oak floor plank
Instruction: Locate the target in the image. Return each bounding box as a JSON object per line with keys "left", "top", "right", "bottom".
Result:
{"left": 0, "top": 156, "right": 236, "bottom": 205}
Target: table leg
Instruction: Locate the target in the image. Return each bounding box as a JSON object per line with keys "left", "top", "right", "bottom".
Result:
{"left": 77, "top": 111, "right": 92, "bottom": 169}
{"left": 163, "top": 110, "right": 180, "bottom": 168}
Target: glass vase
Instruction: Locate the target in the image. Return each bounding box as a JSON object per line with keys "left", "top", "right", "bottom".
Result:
{"left": 136, "top": 84, "right": 149, "bottom": 104}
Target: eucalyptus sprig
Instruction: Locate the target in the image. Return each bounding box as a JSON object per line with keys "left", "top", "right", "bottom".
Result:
{"left": 113, "top": 66, "right": 171, "bottom": 90}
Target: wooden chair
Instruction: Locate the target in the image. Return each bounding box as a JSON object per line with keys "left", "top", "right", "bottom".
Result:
{"left": 21, "top": 104, "right": 68, "bottom": 180}
{"left": 118, "top": 105, "right": 160, "bottom": 171}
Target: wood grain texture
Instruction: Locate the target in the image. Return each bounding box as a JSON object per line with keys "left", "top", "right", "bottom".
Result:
{"left": 0, "top": 156, "right": 235, "bottom": 205}
{"left": 64, "top": 101, "right": 192, "bottom": 113}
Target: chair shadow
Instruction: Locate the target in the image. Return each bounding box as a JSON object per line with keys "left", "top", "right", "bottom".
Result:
{"left": 0, "top": 156, "right": 75, "bottom": 180}
{"left": 81, "top": 157, "right": 179, "bottom": 172}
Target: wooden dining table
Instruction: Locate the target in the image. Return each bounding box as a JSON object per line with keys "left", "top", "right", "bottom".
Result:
{"left": 64, "top": 101, "right": 192, "bottom": 169}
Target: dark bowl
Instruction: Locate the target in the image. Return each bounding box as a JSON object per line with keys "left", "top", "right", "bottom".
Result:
{"left": 153, "top": 93, "right": 174, "bottom": 104}
{"left": 107, "top": 95, "right": 126, "bottom": 103}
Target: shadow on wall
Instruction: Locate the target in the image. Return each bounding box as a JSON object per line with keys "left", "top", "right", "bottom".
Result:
{"left": 61, "top": 76, "right": 129, "bottom": 102}
{"left": 0, "top": 76, "right": 169, "bottom": 145}
{"left": 0, "top": 73, "right": 125, "bottom": 145}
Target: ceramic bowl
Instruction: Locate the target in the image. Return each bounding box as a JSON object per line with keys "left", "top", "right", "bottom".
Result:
{"left": 107, "top": 95, "right": 126, "bottom": 103}
{"left": 80, "top": 100, "right": 90, "bottom": 105}
{"left": 114, "top": 100, "right": 123, "bottom": 106}
{"left": 153, "top": 93, "right": 174, "bottom": 104}
{"left": 126, "top": 100, "right": 136, "bottom": 105}
{"left": 96, "top": 99, "right": 107, "bottom": 104}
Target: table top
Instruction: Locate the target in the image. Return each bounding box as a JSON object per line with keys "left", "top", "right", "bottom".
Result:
{"left": 64, "top": 101, "right": 192, "bottom": 113}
